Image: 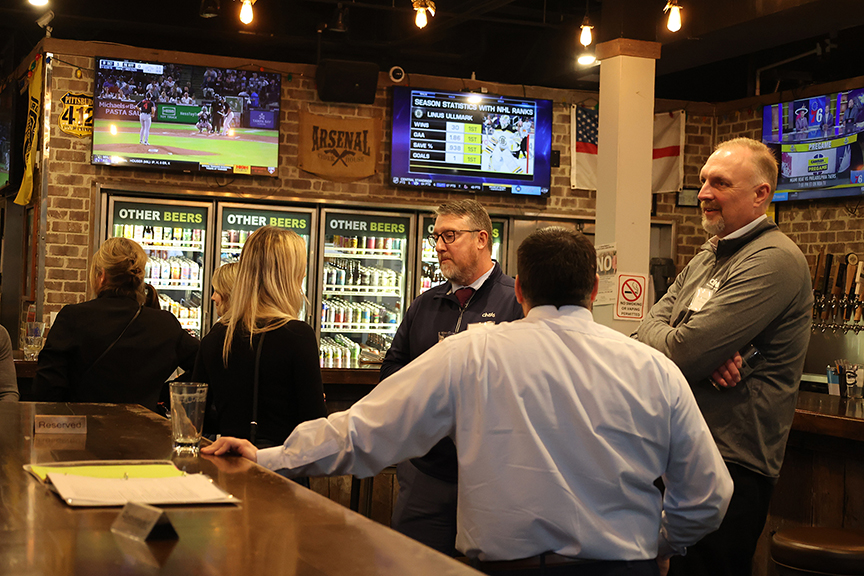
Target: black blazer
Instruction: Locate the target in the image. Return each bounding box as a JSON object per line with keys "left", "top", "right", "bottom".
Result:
{"left": 34, "top": 294, "right": 199, "bottom": 411}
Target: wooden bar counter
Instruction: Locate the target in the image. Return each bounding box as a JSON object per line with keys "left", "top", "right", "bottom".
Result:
{"left": 0, "top": 402, "right": 480, "bottom": 576}
{"left": 754, "top": 391, "right": 864, "bottom": 576}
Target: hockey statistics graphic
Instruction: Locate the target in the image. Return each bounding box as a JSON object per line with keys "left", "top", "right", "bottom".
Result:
{"left": 390, "top": 87, "right": 553, "bottom": 196}
{"left": 91, "top": 57, "right": 281, "bottom": 177}
{"left": 763, "top": 87, "right": 864, "bottom": 202}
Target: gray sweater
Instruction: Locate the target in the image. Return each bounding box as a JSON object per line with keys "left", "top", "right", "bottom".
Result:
{"left": 637, "top": 218, "right": 812, "bottom": 478}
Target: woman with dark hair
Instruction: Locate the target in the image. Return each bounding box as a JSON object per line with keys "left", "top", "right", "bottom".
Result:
{"left": 34, "top": 237, "right": 198, "bottom": 411}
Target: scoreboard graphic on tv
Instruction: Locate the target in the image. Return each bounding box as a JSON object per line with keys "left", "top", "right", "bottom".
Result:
{"left": 391, "top": 88, "right": 552, "bottom": 196}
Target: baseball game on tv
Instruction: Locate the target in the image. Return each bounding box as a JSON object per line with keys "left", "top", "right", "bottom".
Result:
{"left": 92, "top": 57, "right": 281, "bottom": 177}
{"left": 762, "top": 87, "right": 864, "bottom": 202}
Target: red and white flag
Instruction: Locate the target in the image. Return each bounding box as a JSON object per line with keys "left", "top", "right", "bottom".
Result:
{"left": 570, "top": 107, "right": 684, "bottom": 193}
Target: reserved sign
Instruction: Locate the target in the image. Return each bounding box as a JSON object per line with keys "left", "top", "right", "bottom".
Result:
{"left": 34, "top": 415, "right": 87, "bottom": 434}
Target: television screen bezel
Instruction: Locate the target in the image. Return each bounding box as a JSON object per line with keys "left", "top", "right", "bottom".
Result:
{"left": 91, "top": 56, "right": 282, "bottom": 177}
{"left": 390, "top": 86, "right": 553, "bottom": 196}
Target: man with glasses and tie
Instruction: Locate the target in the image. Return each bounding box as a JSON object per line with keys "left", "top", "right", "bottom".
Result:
{"left": 381, "top": 199, "right": 523, "bottom": 556}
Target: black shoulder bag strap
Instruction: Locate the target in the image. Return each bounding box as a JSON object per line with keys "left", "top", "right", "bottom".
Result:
{"left": 83, "top": 305, "right": 142, "bottom": 377}
{"left": 249, "top": 331, "right": 266, "bottom": 446}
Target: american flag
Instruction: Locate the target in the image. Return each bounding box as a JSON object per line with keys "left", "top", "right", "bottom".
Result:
{"left": 575, "top": 107, "right": 598, "bottom": 155}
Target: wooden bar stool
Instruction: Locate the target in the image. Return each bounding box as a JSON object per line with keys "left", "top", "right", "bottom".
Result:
{"left": 771, "top": 527, "right": 864, "bottom": 575}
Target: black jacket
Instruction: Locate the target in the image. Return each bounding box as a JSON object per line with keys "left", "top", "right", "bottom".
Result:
{"left": 193, "top": 320, "right": 327, "bottom": 447}
{"left": 34, "top": 294, "right": 199, "bottom": 412}
{"left": 381, "top": 262, "right": 523, "bottom": 482}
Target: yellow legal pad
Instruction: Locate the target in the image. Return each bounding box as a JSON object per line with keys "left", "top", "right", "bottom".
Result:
{"left": 25, "top": 460, "right": 184, "bottom": 483}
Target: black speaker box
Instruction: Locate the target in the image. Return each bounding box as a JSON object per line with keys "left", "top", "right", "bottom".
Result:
{"left": 316, "top": 60, "right": 380, "bottom": 104}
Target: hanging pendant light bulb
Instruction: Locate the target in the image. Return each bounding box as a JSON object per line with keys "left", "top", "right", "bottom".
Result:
{"left": 29, "top": 0, "right": 49, "bottom": 6}
{"left": 239, "top": 0, "right": 254, "bottom": 25}
{"left": 664, "top": 0, "right": 682, "bottom": 32}
{"left": 413, "top": 0, "right": 436, "bottom": 29}
{"left": 579, "top": 16, "right": 593, "bottom": 47}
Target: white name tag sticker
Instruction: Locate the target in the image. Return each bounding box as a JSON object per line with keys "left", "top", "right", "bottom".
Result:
{"left": 688, "top": 287, "right": 714, "bottom": 312}
{"left": 34, "top": 415, "right": 87, "bottom": 435}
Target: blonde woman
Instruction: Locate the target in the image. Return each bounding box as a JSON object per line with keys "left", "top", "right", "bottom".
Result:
{"left": 193, "top": 226, "right": 326, "bottom": 449}
{"left": 211, "top": 262, "right": 238, "bottom": 318}
{"left": 34, "top": 237, "right": 198, "bottom": 411}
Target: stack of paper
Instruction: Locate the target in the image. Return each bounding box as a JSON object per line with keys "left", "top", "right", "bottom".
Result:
{"left": 24, "top": 460, "right": 238, "bottom": 507}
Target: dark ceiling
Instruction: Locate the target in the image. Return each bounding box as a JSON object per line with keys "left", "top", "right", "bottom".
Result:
{"left": 2, "top": 0, "right": 864, "bottom": 102}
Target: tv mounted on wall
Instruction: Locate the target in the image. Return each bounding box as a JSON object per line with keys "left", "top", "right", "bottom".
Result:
{"left": 390, "top": 87, "right": 553, "bottom": 196}
{"left": 92, "top": 57, "right": 281, "bottom": 177}
{"left": 762, "top": 88, "right": 864, "bottom": 202}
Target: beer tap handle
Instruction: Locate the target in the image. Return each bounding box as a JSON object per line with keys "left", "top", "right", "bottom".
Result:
{"left": 855, "top": 261, "right": 864, "bottom": 322}
{"left": 821, "top": 254, "right": 834, "bottom": 320}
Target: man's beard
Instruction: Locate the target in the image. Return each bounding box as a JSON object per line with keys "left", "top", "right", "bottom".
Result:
{"left": 440, "top": 257, "right": 476, "bottom": 286}
{"left": 702, "top": 213, "right": 725, "bottom": 236}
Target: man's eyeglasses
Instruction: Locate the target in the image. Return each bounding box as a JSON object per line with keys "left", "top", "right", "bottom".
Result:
{"left": 426, "top": 229, "right": 481, "bottom": 247}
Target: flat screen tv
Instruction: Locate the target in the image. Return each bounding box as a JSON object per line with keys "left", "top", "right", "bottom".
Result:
{"left": 92, "top": 57, "right": 281, "bottom": 176}
{"left": 762, "top": 88, "right": 864, "bottom": 202}
{"left": 390, "top": 87, "right": 553, "bottom": 196}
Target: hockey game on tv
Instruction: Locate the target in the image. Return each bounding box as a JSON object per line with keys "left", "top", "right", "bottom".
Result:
{"left": 92, "top": 58, "right": 281, "bottom": 177}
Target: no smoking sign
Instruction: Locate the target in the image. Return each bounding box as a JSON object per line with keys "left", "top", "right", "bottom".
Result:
{"left": 615, "top": 274, "right": 647, "bottom": 321}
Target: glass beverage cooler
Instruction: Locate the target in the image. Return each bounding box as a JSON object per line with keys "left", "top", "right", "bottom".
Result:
{"left": 106, "top": 197, "right": 214, "bottom": 338}
{"left": 318, "top": 208, "right": 415, "bottom": 367}
{"left": 215, "top": 203, "right": 317, "bottom": 325}
{"left": 417, "top": 216, "right": 509, "bottom": 295}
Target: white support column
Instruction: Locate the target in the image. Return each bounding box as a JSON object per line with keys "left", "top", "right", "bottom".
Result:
{"left": 592, "top": 39, "right": 661, "bottom": 334}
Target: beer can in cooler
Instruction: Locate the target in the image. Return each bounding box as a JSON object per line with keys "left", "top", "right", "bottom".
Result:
{"left": 321, "top": 301, "right": 329, "bottom": 325}
{"left": 173, "top": 227, "right": 183, "bottom": 241}
{"left": 113, "top": 224, "right": 123, "bottom": 238}
{"left": 221, "top": 230, "right": 231, "bottom": 246}
{"left": 153, "top": 226, "right": 163, "bottom": 244}
{"left": 183, "top": 228, "right": 192, "bottom": 242}
{"left": 123, "top": 224, "right": 134, "bottom": 238}
{"left": 367, "top": 236, "right": 376, "bottom": 250}
{"left": 338, "top": 268, "right": 346, "bottom": 286}
{"left": 192, "top": 228, "right": 202, "bottom": 242}
{"left": 133, "top": 225, "right": 144, "bottom": 239}
{"left": 385, "top": 237, "right": 393, "bottom": 254}
{"left": 229, "top": 229, "right": 240, "bottom": 244}
{"left": 239, "top": 229, "right": 249, "bottom": 244}
{"left": 344, "top": 305, "right": 353, "bottom": 327}
{"left": 332, "top": 235, "right": 341, "bottom": 247}
{"left": 376, "top": 237, "right": 384, "bottom": 250}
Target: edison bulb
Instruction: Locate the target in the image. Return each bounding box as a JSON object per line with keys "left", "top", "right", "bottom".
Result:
{"left": 579, "top": 25, "right": 593, "bottom": 47}
{"left": 415, "top": 8, "right": 427, "bottom": 29}
{"left": 240, "top": 0, "right": 254, "bottom": 25}
{"left": 29, "top": 0, "right": 49, "bottom": 6}
{"left": 666, "top": 6, "right": 681, "bottom": 32}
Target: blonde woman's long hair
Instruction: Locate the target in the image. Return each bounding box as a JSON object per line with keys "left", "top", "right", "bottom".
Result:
{"left": 90, "top": 237, "right": 148, "bottom": 304}
{"left": 221, "top": 226, "right": 307, "bottom": 365}
{"left": 211, "top": 261, "right": 238, "bottom": 320}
